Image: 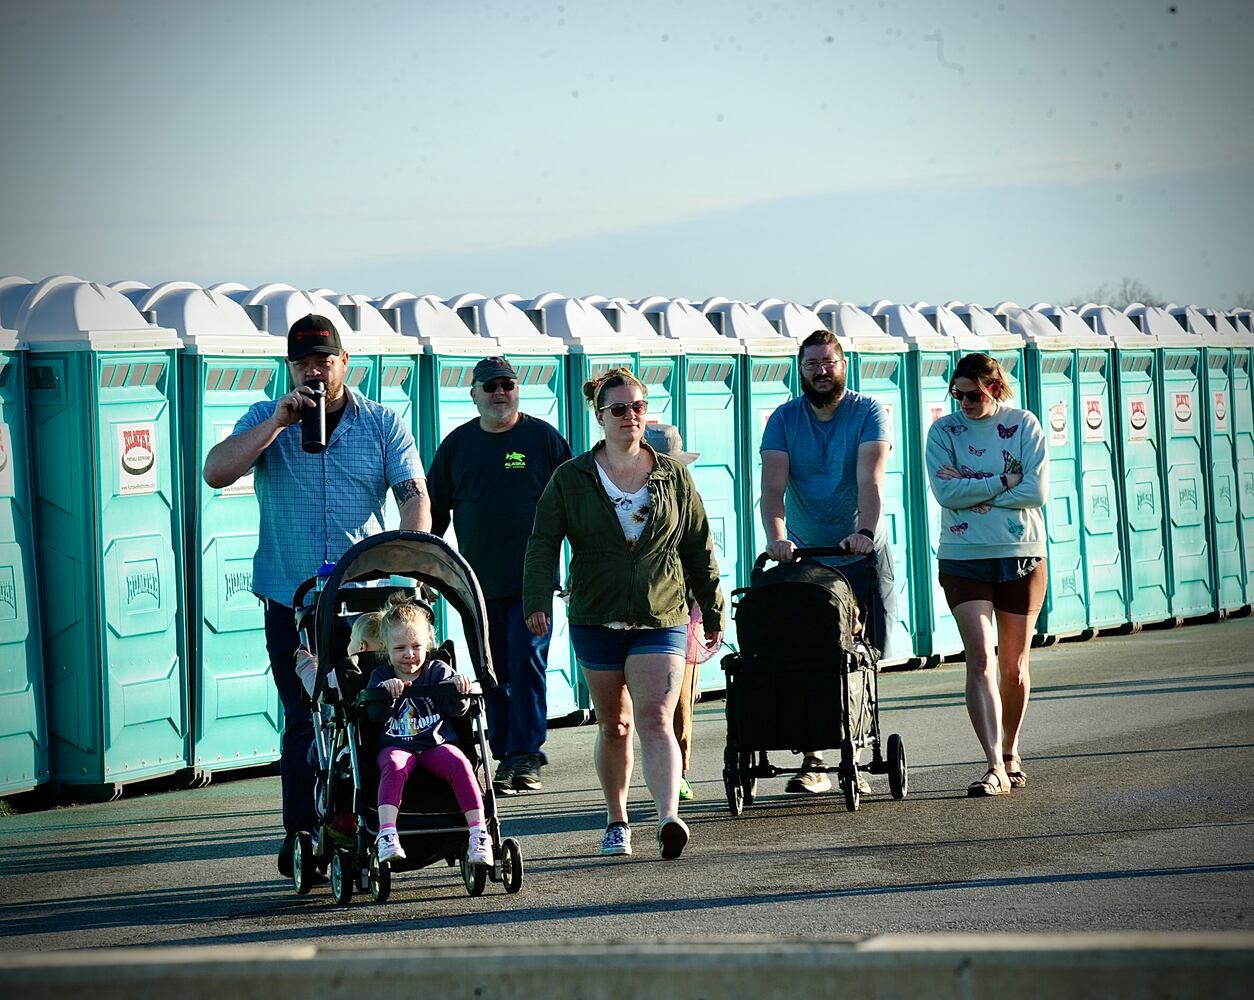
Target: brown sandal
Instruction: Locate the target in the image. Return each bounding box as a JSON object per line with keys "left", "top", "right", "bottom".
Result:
{"left": 1003, "top": 756, "right": 1028, "bottom": 789}
{"left": 968, "top": 768, "right": 1011, "bottom": 797}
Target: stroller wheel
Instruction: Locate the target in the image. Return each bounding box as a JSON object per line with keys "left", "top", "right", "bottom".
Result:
{"left": 369, "top": 859, "right": 391, "bottom": 903}
{"left": 501, "top": 838, "right": 524, "bottom": 894}
{"left": 887, "top": 733, "right": 908, "bottom": 799}
{"left": 723, "top": 769, "right": 744, "bottom": 817}
{"left": 460, "top": 855, "right": 487, "bottom": 896}
{"left": 291, "top": 831, "right": 315, "bottom": 896}
{"left": 330, "top": 850, "right": 354, "bottom": 905}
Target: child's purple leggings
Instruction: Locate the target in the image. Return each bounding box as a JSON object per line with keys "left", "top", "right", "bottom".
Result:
{"left": 376, "top": 744, "right": 482, "bottom": 815}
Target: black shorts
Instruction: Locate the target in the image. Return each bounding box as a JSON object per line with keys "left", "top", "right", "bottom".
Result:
{"left": 939, "top": 558, "right": 1048, "bottom": 615}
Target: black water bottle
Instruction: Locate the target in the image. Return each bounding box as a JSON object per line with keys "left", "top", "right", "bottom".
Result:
{"left": 301, "top": 380, "right": 327, "bottom": 454}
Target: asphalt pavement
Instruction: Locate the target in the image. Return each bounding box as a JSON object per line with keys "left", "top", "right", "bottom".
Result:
{"left": 2, "top": 618, "right": 1252, "bottom": 952}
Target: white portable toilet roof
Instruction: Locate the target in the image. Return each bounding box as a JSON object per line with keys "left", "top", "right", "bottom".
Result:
{"left": 1210, "top": 307, "right": 1254, "bottom": 347}
{"left": 919, "top": 303, "right": 992, "bottom": 352}
{"left": 238, "top": 284, "right": 359, "bottom": 350}
{"left": 638, "top": 298, "right": 742, "bottom": 354}
{"left": 1124, "top": 304, "right": 1196, "bottom": 348}
{"left": 943, "top": 303, "right": 1022, "bottom": 352}
{"left": 705, "top": 299, "right": 791, "bottom": 355}
{"left": 0, "top": 276, "right": 35, "bottom": 350}
{"left": 381, "top": 294, "right": 499, "bottom": 354}
{"left": 107, "top": 279, "right": 152, "bottom": 307}
{"left": 17, "top": 275, "right": 180, "bottom": 352}
{"left": 1029, "top": 304, "right": 1108, "bottom": 350}
{"left": 993, "top": 303, "right": 1072, "bottom": 351}
{"left": 808, "top": 301, "right": 882, "bottom": 355}
{"left": 866, "top": 301, "right": 954, "bottom": 352}
{"left": 325, "top": 293, "right": 415, "bottom": 355}
{"left": 1079, "top": 304, "right": 1151, "bottom": 349}
{"left": 529, "top": 295, "right": 623, "bottom": 355}
{"left": 137, "top": 282, "right": 286, "bottom": 356}
{"left": 469, "top": 295, "right": 568, "bottom": 356}
{"left": 206, "top": 281, "right": 254, "bottom": 303}
{"left": 590, "top": 297, "right": 680, "bottom": 357}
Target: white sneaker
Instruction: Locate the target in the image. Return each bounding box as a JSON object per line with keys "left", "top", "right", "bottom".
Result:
{"left": 376, "top": 830, "right": 406, "bottom": 862}
{"left": 466, "top": 826, "right": 494, "bottom": 866}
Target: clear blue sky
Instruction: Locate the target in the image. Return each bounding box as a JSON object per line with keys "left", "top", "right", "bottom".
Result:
{"left": 1, "top": 0, "right": 1251, "bottom": 307}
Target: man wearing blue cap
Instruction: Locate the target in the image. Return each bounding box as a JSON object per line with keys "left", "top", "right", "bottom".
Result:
{"left": 204, "top": 313, "right": 430, "bottom": 878}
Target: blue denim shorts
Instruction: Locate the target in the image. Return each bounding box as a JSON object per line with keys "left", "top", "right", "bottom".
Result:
{"left": 570, "top": 624, "right": 688, "bottom": 671}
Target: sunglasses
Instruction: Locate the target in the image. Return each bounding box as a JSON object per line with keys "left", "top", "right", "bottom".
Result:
{"left": 481, "top": 378, "right": 516, "bottom": 393}
{"left": 599, "top": 400, "right": 649, "bottom": 418}
{"left": 950, "top": 385, "right": 996, "bottom": 403}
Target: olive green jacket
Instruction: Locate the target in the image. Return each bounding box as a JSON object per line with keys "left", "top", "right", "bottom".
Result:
{"left": 522, "top": 443, "right": 725, "bottom": 633}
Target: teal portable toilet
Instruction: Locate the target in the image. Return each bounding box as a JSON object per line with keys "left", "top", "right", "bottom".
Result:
{"left": 140, "top": 282, "right": 285, "bottom": 778}
{"left": 708, "top": 298, "right": 795, "bottom": 592}
{"left": 590, "top": 296, "right": 681, "bottom": 425}
{"left": 1172, "top": 305, "right": 1245, "bottom": 617}
{"left": 870, "top": 300, "right": 963, "bottom": 663}
{"left": 1222, "top": 309, "right": 1254, "bottom": 605}
{"left": 1126, "top": 304, "right": 1213, "bottom": 621}
{"left": 1085, "top": 306, "right": 1171, "bottom": 629}
{"left": 996, "top": 304, "right": 1088, "bottom": 643}
{"left": 20, "top": 276, "right": 188, "bottom": 797}
{"left": 1041, "top": 305, "right": 1128, "bottom": 634}
{"left": 527, "top": 293, "right": 635, "bottom": 455}
{"left": 0, "top": 277, "right": 47, "bottom": 795}
{"left": 818, "top": 300, "right": 920, "bottom": 666}
{"left": 327, "top": 293, "right": 420, "bottom": 531}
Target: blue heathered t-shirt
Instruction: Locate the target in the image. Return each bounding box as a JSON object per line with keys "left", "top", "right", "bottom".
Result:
{"left": 760, "top": 391, "right": 892, "bottom": 561}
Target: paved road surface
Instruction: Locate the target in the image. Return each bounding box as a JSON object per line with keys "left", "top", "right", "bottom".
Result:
{"left": 2, "top": 619, "right": 1251, "bottom": 951}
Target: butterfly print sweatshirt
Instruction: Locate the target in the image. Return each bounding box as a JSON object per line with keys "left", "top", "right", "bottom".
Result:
{"left": 924, "top": 405, "right": 1049, "bottom": 560}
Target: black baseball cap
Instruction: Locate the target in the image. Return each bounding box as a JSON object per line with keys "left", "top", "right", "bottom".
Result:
{"left": 473, "top": 356, "right": 518, "bottom": 384}
{"left": 288, "top": 314, "right": 344, "bottom": 361}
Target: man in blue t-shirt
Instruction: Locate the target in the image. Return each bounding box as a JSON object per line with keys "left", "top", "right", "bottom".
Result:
{"left": 760, "top": 329, "right": 895, "bottom": 794}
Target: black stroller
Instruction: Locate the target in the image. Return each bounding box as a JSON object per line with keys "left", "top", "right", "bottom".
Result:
{"left": 720, "top": 548, "right": 908, "bottom": 814}
{"left": 289, "top": 530, "right": 523, "bottom": 903}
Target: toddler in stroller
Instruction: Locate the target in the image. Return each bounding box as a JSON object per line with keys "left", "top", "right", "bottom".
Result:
{"left": 290, "top": 529, "right": 524, "bottom": 903}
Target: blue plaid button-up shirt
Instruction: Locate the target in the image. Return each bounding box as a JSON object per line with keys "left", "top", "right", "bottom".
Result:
{"left": 235, "top": 388, "right": 425, "bottom": 607}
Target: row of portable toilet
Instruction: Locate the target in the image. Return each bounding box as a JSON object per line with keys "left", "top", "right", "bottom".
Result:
{"left": 2, "top": 273, "right": 1252, "bottom": 802}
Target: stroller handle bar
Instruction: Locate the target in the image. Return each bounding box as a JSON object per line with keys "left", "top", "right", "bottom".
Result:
{"left": 752, "top": 546, "right": 874, "bottom": 577}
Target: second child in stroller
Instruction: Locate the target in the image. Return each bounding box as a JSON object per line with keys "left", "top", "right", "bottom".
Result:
{"left": 370, "top": 596, "right": 493, "bottom": 868}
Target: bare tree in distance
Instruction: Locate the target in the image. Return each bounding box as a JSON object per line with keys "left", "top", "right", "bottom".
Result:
{"left": 1061, "top": 277, "right": 1169, "bottom": 309}
{"left": 1232, "top": 291, "right": 1254, "bottom": 310}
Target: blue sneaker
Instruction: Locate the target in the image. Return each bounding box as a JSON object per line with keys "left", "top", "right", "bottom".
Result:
{"left": 600, "top": 822, "right": 632, "bottom": 856}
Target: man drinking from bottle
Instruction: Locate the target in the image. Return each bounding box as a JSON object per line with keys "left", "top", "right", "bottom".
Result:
{"left": 204, "top": 312, "right": 430, "bottom": 879}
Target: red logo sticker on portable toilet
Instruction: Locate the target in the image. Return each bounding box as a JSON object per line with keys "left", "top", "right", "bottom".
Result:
{"left": 118, "top": 423, "right": 158, "bottom": 495}
{"left": 1129, "top": 398, "right": 1149, "bottom": 441}
{"left": 1173, "top": 392, "right": 1195, "bottom": 434}
{"left": 1214, "top": 390, "right": 1230, "bottom": 433}
{"left": 1082, "top": 397, "right": 1105, "bottom": 443}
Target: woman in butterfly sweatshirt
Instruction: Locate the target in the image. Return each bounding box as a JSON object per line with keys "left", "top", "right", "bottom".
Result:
{"left": 925, "top": 353, "right": 1049, "bottom": 798}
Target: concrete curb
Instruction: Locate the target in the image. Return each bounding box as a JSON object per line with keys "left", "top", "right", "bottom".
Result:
{"left": 1, "top": 934, "right": 1251, "bottom": 999}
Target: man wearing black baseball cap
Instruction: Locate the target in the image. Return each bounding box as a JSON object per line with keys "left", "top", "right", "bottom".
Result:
{"left": 205, "top": 311, "right": 431, "bottom": 879}
{"left": 427, "top": 355, "right": 572, "bottom": 794}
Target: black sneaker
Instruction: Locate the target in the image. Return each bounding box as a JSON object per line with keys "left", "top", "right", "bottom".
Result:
{"left": 493, "top": 759, "right": 517, "bottom": 796}
{"left": 512, "top": 753, "right": 543, "bottom": 792}
{"left": 277, "top": 832, "right": 295, "bottom": 877}
{"left": 784, "top": 755, "right": 832, "bottom": 794}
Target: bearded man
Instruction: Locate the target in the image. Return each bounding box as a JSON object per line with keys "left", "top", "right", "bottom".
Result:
{"left": 759, "top": 328, "right": 896, "bottom": 794}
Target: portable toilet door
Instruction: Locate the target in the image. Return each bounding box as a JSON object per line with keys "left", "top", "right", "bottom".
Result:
{"left": 818, "top": 301, "right": 918, "bottom": 665}
{"left": 1175, "top": 306, "right": 1243, "bottom": 617}
{"left": 871, "top": 300, "right": 962, "bottom": 663}
{"left": 1091, "top": 306, "right": 1172, "bottom": 628}
{"left": 1224, "top": 309, "right": 1254, "bottom": 606}
{"left": 528, "top": 293, "right": 635, "bottom": 455}
{"left": 1000, "top": 305, "right": 1088, "bottom": 644}
{"left": 1132, "top": 306, "right": 1213, "bottom": 621}
{"left": 20, "top": 277, "right": 188, "bottom": 797}
{"left": 465, "top": 295, "right": 580, "bottom": 722}
{"left": 144, "top": 282, "right": 286, "bottom": 778}
{"left": 0, "top": 277, "right": 47, "bottom": 796}
{"left": 710, "top": 299, "right": 797, "bottom": 582}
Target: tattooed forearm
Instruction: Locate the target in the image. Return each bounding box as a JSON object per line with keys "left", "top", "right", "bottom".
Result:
{"left": 393, "top": 478, "right": 428, "bottom": 506}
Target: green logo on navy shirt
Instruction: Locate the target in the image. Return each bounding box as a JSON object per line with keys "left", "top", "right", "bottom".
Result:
{"left": 504, "top": 451, "right": 526, "bottom": 469}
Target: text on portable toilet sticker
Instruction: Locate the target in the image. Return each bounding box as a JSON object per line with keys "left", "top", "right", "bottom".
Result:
{"left": 0, "top": 423, "right": 13, "bottom": 497}
{"left": 217, "top": 425, "right": 255, "bottom": 496}
{"left": 1214, "top": 391, "right": 1230, "bottom": 433}
{"left": 1048, "top": 400, "right": 1069, "bottom": 447}
{"left": 1172, "top": 392, "right": 1195, "bottom": 435}
{"left": 1128, "top": 397, "right": 1150, "bottom": 442}
{"left": 1082, "top": 397, "right": 1105, "bottom": 443}
{"left": 125, "top": 558, "right": 162, "bottom": 609}
{"left": 0, "top": 566, "right": 16, "bottom": 622}
{"left": 118, "top": 422, "right": 158, "bottom": 495}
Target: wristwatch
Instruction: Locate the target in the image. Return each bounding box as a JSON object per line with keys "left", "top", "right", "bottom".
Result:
{"left": 857, "top": 527, "right": 875, "bottom": 540}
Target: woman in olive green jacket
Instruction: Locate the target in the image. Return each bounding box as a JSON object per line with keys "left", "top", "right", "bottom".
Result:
{"left": 523, "top": 368, "right": 724, "bottom": 861}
